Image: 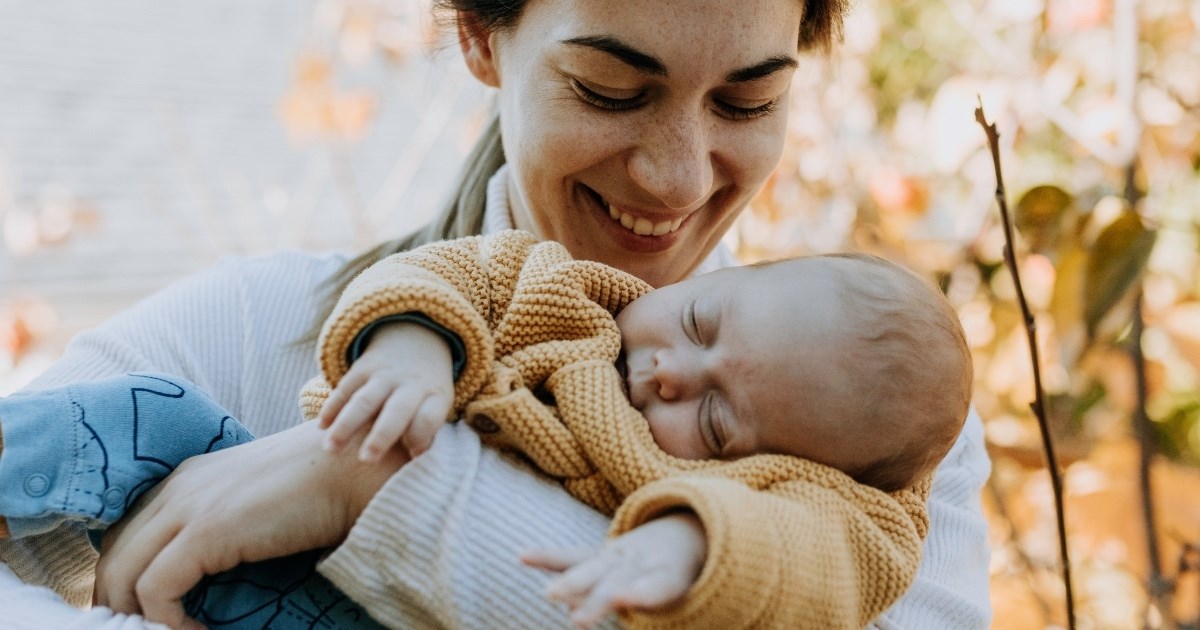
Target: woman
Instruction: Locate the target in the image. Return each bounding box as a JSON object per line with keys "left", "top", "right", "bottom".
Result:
{"left": 0, "top": 0, "right": 992, "bottom": 627}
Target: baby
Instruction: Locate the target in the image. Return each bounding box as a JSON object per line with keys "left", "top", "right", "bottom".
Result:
{"left": 0, "top": 230, "right": 971, "bottom": 629}
{"left": 303, "top": 229, "right": 973, "bottom": 627}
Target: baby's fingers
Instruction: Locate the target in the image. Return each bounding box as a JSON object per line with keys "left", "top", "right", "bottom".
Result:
{"left": 567, "top": 577, "right": 625, "bottom": 629}
{"left": 542, "top": 553, "right": 611, "bottom": 604}
{"left": 317, "top": 371, "right": 368, "bottom": 428}
{"left": 520, "top": 547, "right": 594, "bottom": 573}
{"left": 323, "top": 378, "right": 392, "bottom": 452}
{"left": 358, "top": 390, "right": 421, "bottom": 462}
{"left": 399, "top": 394, "right": 451, "bottom": 458}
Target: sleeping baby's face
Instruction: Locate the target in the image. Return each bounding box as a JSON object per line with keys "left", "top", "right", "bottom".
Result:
{"left": 613, "top": 258, "right": 889, "bottom": 474}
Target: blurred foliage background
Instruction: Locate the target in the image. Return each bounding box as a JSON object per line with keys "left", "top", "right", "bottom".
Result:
{"left": 2, "top": 0, "right": 1199, "bottom": 627}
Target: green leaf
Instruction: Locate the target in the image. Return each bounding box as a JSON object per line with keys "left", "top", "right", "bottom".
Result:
{"left": 1083, "top": 211, "right": 1156, "bottom": 338}
{"left": 1015, "top": 185, "right": 1073, "bottom": 251}
{"left": 1049, "top": 244, "right": 1088, "bottom": 365}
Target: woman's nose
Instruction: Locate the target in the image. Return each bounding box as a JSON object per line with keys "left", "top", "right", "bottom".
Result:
{"left": 652, "top": 349, "right": 701, "bottom": 401}
{"left": 628, "top": 112, "right": 713, "bottom": 211}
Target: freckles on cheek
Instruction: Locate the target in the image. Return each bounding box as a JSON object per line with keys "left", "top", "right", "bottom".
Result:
{"left": 752, "top": 131, "right": 788, "bottom": 180}
{"left": 722, "top": 118, "right": 789, "bottom": 182}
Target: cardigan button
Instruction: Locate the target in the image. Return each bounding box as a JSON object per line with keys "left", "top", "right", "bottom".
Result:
{"left": 469, "top": 413, "right": 500, "bottom": 434}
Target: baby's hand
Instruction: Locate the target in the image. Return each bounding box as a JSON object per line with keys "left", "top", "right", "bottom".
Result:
{"left": 521, "top": 512, "right": 707, "bottom": 629}
{"left": 318, "top": 323, "right": 454, "bottom": 462}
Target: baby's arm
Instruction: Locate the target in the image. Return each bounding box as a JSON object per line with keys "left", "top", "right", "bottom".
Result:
{"left": 522, "top": 512, "right": 706, "bottom": 629}
{"left": 306, "top": 231, "right": 546, "bottom": 458}
{"left": 603, "top": 470, "right": 929, "bottom": 630}
{"left": 317, "top": 321, "right": 455, "bottom": 461}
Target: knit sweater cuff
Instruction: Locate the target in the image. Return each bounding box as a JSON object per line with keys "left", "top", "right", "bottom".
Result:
{"left": 317, "top": 256, "right": 494, "bottom": 413}
{"left": 348, "top": 312, "right": 468, "bottom": 381}
{"left": 610, "top": 477, "right": 779, "bottom": 630}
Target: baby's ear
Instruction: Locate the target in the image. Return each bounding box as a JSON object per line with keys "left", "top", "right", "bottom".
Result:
{"left": 457, "top": 12, "right": 501, "bottom": 88}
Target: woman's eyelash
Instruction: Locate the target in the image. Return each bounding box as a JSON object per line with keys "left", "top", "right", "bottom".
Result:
{"left": 569, "top": 79, "right": 642, "bottom": 111}
{"left": 715, "top": 99, "right": 777, "bottom": 121}
{"left": 570, "top": 78, "right": 777, "bottom": 120}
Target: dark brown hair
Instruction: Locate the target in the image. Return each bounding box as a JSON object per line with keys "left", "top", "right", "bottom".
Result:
{"left": 432, "top": 0, "right": 849, "bottom": 51}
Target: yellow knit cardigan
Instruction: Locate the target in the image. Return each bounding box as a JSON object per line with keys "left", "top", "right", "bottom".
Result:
{"left": 299, "top": 230, "right": 930, "bottom": 629}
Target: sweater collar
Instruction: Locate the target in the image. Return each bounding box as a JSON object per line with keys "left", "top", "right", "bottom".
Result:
{"left": 482, "top": 165, "right": 737, "bottom": 276}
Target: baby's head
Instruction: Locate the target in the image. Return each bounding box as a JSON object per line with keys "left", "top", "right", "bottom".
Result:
{"left": 614, "top": 253, "right": 973, "bottom": 492}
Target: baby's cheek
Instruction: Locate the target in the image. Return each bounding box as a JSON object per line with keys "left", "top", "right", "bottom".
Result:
{"left": 643, "top": 407, "right": 707, "bottom": 460}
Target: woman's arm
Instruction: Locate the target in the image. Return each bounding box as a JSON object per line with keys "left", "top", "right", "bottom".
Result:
{"left": 1, "top": 251, "right": 339, "bottom": 605}
{"left": 25, "top": 247, "right": 990, "bottom": 628}
{"left": 319, "top": 412, "right": 991, "bottom": 629}
{"left": 92, "top": 420, "right": 409, "bottom": 628}
{"left": 870, "top": 409, "right": 992, "bottom": 629}
{"left": 318, "top": 422, "right": 618, "bottom": 629}
{"left": 1, "top": 256, "right": 254, "bottom": 606}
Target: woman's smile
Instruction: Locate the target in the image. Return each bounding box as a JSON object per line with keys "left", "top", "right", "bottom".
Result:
{"left": 576, "top": 183, "right": 696, "bottom": 253}
{"left": 604, "top": 202, "right": 686, "bottom": 238}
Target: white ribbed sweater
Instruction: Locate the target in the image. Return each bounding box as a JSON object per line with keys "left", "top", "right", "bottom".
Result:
{"left": 0, "top": 168, "right": 993, "bottom": 629}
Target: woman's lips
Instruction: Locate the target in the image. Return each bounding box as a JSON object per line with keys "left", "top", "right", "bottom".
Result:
{"left": 606, "top": 204, "right": 685, "bottom": 236}
{"left": 578, "top": 184, "right": 691, "bottom": 255}
{"left": 583, "top": 185, "right": 693, "bottom": 238}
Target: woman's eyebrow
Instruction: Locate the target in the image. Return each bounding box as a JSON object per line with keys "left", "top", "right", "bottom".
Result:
{"left": 560, "top": 35, "right": 796, "bottom": 84}
{"left": 561, "top": 35, "right": 667, "bottom": 77}
{"left": 725, "top": 55, "right": 798, "bottom": 83}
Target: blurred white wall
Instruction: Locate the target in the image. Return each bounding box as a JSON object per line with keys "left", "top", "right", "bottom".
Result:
{"left": 0, "top": 0, "right": 486, "bottom": 390}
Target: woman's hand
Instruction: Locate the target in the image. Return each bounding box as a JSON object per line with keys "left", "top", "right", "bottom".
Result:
{"left": 93, "top": 420, "right": 408, "bottom": 629}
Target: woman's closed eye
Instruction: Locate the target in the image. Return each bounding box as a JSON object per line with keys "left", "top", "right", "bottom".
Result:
{"left": 569, "top": 78, "right": 644, "bottom": 111}
{"left": 570, "top": 77, "right": 780, "bottom": 121}
{"left": 713, "top": 98, "right": 778, "bottom": 121}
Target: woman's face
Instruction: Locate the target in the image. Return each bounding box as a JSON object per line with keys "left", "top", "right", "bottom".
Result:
{"left": 469, "top": 0, "right": 803, "bottom": 287}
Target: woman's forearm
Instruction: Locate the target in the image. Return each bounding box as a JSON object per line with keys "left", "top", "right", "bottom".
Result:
{"left": 320, "top": 422, "right": 618, "bottom": 629}
{"left": 870, "top": 409, "right": 992, "bottom": 629}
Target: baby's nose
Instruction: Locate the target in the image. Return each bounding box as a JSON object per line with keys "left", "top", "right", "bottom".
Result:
{"left": 657, "top": 379, "right": 681, "bottom": 401}
{"left": 652, "top": 350, "right": 695, "bottom": 401}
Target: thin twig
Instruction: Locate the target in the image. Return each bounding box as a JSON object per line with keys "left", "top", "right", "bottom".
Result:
{"left": 974, "top": 102, "right": 1076, "bottom": 629}
{"left": 1185, "top": 544, "right": 1200, "bottom": 629}
{"left": 1133, "top": 292, "right": 1169, "bottom": 588}
{"left": 1127, "top": 152, "right": 1172, "bottom": 625}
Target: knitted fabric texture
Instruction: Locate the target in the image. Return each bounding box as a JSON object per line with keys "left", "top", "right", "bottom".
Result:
{"left": 300, "top": 230, "right": 930, "bottom": 629}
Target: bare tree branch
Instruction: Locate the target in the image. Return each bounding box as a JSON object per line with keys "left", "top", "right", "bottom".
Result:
{"left": 974, "top": 101, "right": 1076, "bottom": 630}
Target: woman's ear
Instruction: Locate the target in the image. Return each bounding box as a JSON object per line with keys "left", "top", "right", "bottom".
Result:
{"left": 457, "top": 12, "right": 500, "bottom": 87}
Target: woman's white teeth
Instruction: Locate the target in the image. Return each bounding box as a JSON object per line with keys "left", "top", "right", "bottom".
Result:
{"left": 607, "top": 203, "right": 684, "bottom": 236}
